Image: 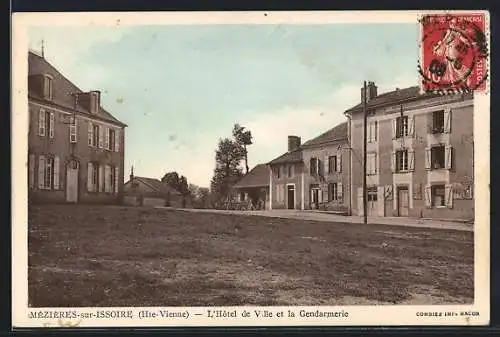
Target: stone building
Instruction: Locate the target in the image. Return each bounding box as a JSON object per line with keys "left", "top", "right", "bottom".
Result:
{"left": 27, "top": 50, "right": 127, "bottom": 204}
{"left": 345, "top": 82, "right": 474, "bottom": 221}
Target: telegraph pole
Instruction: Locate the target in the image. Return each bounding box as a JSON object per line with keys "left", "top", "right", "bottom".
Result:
{"left": 363, "top": 81, "right": 368, "bottom": 224}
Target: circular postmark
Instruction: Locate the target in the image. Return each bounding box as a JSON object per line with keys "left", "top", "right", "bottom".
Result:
{"left": 418, "top": 14, "right": 488, "bottom": 94}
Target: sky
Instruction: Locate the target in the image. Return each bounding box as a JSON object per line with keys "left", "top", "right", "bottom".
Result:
{"left": 28, "top": 23, "right": 419, "bottom": 187}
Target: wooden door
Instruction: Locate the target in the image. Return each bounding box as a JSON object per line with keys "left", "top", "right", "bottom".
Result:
{"left": 398, "top": 187, "right": 409, "bottom": 216}
{"left": 287, "top": 185, "right": 295, "bottom": 209}
{"left": 66, "top": 160, "right": 79, "bottom": 203}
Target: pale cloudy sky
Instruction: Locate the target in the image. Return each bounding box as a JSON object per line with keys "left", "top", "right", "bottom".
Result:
{"left": 28, "top": 23, "right": 419, "bottom": 187}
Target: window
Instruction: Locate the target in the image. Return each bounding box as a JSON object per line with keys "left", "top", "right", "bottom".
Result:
{"left": 431, "top": 184, "right": 445, "bottom": 207}
{"left": 367, "top": 153, "right": 377, "bottom": 175}
{"left": 328, "top": 156, "right": 337, "bottom": 173}
{"left": 368, "top": 121, "right": 378, "bottom": 142}
{"left": 43, "top": 157, "right": 54, "bottom": 189}
{"left": 396, "top": 116, "right": 408, "bottom": 138}
{"left": 87, "top": 162, "right": 100, "bottom": 192}
{"left": 431, "top": 145, "right": 445, "bottom": 169}
{"left": 92, "top": 124, "right": 99, "bottom": 147}
{"left": 328, "top": 183, "right": 338, "bottom": 201}
{"left": 38, "top": 109, "right": 54, "bottom": 138}
{"left": 69, "top": 116, "right": 77, "bottom": 143}
{"left": 367, "top": 187, "right": 378, "bottom": 202}
{"left": 287, "top": 164, "right": 294, "bottom": 178}
{"left": 108, "top": 128, "right": 116, "bottom": 151}
{"left": 105, "top": 165, "right": 117, "bottom": 193}
{"left": 396, "top": 149, "right": 408, "bottom": 172}
{"left": 43, "top": 75, "right": 53, "bottom": 100}
{"left": 37, "top": 155, "right": 60, "bottom": 190}
{"left": 274, "top": 166, "right": 281, "bottom": 179}
{"left": 432, "top": 110, "right": 445, "bottom": 133}
{"left": 310, "top": 157, "right": 319, "bottom": 175}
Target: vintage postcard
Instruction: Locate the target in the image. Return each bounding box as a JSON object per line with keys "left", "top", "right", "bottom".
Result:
{"left": 11, "top": 10, "right": 490, "bottom": 328}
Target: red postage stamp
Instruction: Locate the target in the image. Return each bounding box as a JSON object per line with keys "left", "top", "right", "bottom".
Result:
{"left": 418, "top": 12, "right": 489, "bottom": 94}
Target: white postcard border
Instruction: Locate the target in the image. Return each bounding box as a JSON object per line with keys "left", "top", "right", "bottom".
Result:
{"left": 11, "top": 10, "right": 490, "bottom": 328}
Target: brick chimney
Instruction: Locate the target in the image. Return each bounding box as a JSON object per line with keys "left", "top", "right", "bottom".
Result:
{"left": 361, "top": 81, "right": 378, "bottom": 103}
{"left": 288, "top": 136, "right": 301, "bottom": 152}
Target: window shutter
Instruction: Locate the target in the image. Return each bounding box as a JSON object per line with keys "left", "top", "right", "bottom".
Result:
{"left": 29, "top": 154, "right": 35, "bottom": 189}
{"left": 87, "top": 162, "right": 93, "bottom": 192}
{"left": 425, "top": 147, "right": 431, "bottom": 170}
{"left": 424, "top": 185, "right": 432, "bottom": 208}
{"left": 409, "top": 150, "right": 415, "bottom": 171}
{"left": 409, "top": 116, "right": 415, "bottom": 137}
{"left": 38, "top": 109, "right": 46, "bottom": 136}
{"left": 115, "top": 129, "right": 120, "bottom": 152}
{"left": 322, "top": 188, "right": 328, "bottom": 203}
{"left": 337, "top": 154, "right": 342, "bottom": 173}
{"left": 115, "top": 166, "right": 120, "bottom": 194}
{"left": 99, "top": 165, "right": 104, "bottom": 192}
{"left": 357, "top": 187, "right": 364, "bottom": 216}
{"left": 104, "top": 165, "right": 111, "bottom": 192}
{"left": 337, "top": 182, "right": 343, "bottom": 201}
{"left": 53, "top": 156, "right": 60, "bottom": 190}
{"left": 49, "top": 112, "right": 55, "bottom": 138}
{"left": 38, "top": 155, "right": 45, "bottom": 189}
{"left": 444, "top": 108, "right": 452, "bottom": 133}
{"left": 104, "top": 127, "right": 110, "bottom": 150}
{"left": 374, "top": 121, "right": 378, "bottom": 141}
{"left": 88, "top": 122, "right": 93, "bottom": 146}
{"left": 391, "top": 119, "right": 397, "bottom": 139}
{"left": 391, "top": 151, "right": 396, "bottom": 173}
{"left": 69, "top": 117, "right": 77, "bottom": 143}
{"left": 445, "top": 184, "right": 453, "bottom": 208}
{"left": 316, "top": 158, "right": 320, "bottom": 175}
{"left": 310, "top": 189, "right": 314, "bottom": 205}
{"left": 318, "top": 187, "right": 323, "bottom": 203}
{"left": 98, "top": 126, "right": 104, "bottom": 148}
{"left": 445, "top": 145, "right": 453, "bottom": 170}
{"left": 324, "top": 156, "right": 329, "bottom": 174}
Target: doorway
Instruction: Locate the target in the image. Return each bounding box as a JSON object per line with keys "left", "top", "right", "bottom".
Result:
{"left": 287, "top": 185, "right": 295, "bottom": 210}
{"left": 367, "top": 187, "right": 378, "bottom": 216}
{"left": 397, "top": 186, "right": 409, "bottom": 216}
{"left": 66, "top": 159, "right": 79, "bottom": 203}
{"left": 310, "top": 186, "right": 319, "bottom": 209}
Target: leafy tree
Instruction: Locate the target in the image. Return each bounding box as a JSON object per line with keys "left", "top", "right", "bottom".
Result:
{"left": 210, "top": 138, "right": 245, "bottom": 207}
{"left": 189, "top": 184, "right": 211, "bottom": 209}
{"left": 161, "top": 171, "right": 190, "bottom": 196}
{"left": 232, "top": 123, "right": 253, "bottom": 174}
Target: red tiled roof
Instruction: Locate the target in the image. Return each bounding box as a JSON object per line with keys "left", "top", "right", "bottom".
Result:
{"left": 301, "top": 122, "right": 348, "bottom": 148}
{"left": 233, "top": 164, "right": 270, "bottom": 188}
{"left": 28, "top": 51, "right": 126, "bottom": 127}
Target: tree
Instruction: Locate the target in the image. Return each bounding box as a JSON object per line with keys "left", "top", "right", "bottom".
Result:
{"left": 232, "top": 123, "right": 253, "bottom": 174}
{"left": 210, "top": 138, "right": 245, "bottom": 207}
{"left": 189, "top": 184, "right": 211, "bottom": 209}
{"left": 161, "top": 171, "right": 190, "bottom": 196}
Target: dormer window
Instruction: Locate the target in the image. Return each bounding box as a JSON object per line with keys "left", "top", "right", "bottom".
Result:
{"left": 43, "top": 75, "right": 53, "bottom": 100}
{"left": 90, "top": 91, "right": 100, "bottom": 114}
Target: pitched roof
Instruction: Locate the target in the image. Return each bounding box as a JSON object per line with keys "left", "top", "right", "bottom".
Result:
{"left": 345, "top": 86, "right": 445, "bottom": 115}
{"left": 130, "top": 176, "right": 182, "bottom": 195}
{"left": 268, "top": 148, "right": 303, "bottom": 165}
{"left": 301, "top": 122, "right": 348, "bottom": 148}
{"left": 28, "top": 51, "right": 126, "bottom": 127}
{"left": 233, "top": 164, "right": 270, "bottom": 188}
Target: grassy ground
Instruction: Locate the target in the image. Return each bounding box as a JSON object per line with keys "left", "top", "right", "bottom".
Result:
{"left": 28, "top": 205, "right": 474, "bottom": 307}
